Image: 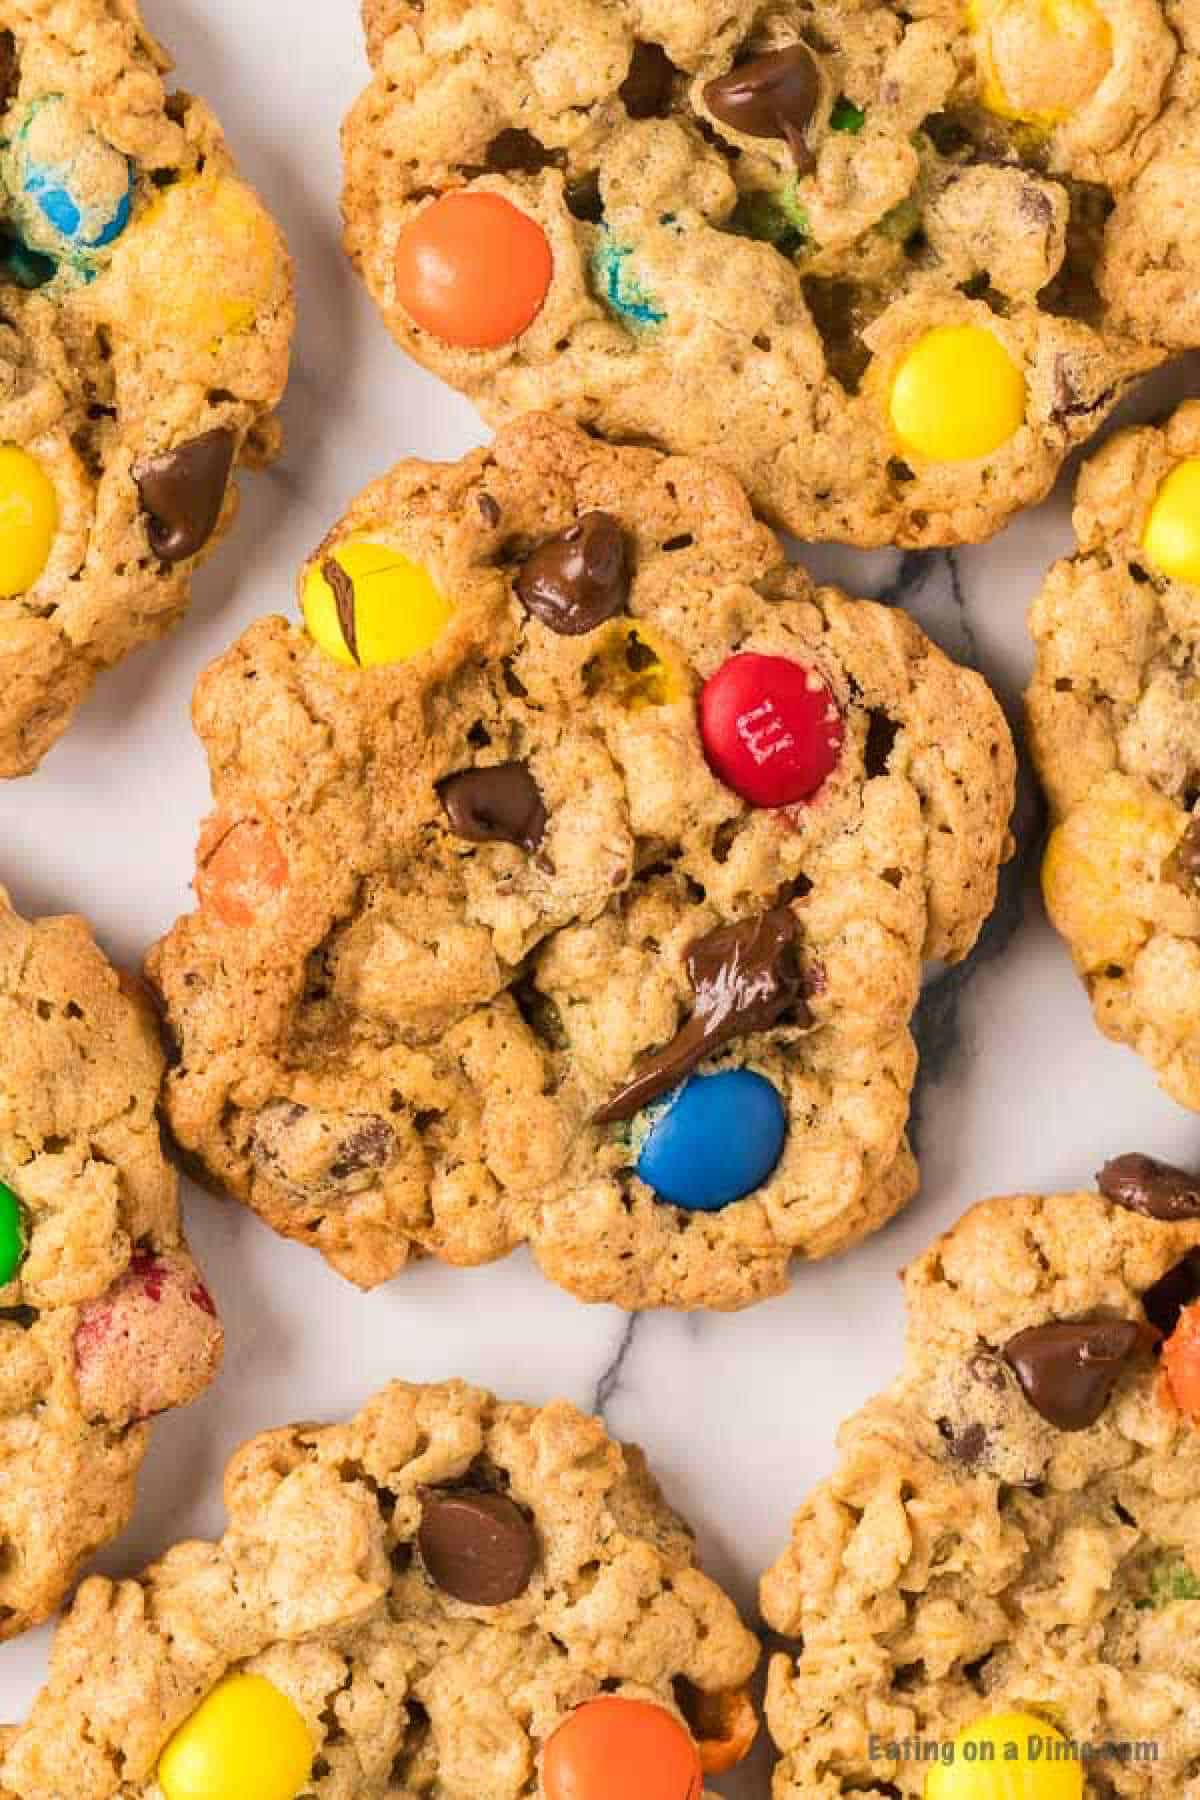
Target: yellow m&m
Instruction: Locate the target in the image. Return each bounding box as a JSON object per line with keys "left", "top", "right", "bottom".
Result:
{"left": 970, "top": 0, "right": 1112, "bottom": 125}
{"left": 0, "top": 445, "right": 57, "bottom": 597}
{"left": 925, "top": 1713, "right": 1084, "bottom": 1799}
{"left": 1141, "top": 458, "right": 1200, "bottom": 586}
{"left": 302, "top": 539, "right": 452, "bottom": 666}
{"left": 157, "top": 1673, "right": 313, "bottom": 1800}
{"left": 590, "top": 619, "right": 686, "bottom": 708}
{"left": 889, "top": 326, "right": 1026, "bottom": 463}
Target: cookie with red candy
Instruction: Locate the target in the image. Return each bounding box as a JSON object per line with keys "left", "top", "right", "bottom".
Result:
{"left": 0, "top": 886, "right": 221, "bottom": 1638}
{"left": 148, "top": 414, "right": 1013, "bottom": 1310}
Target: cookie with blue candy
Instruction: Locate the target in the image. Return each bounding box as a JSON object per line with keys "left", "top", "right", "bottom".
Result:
{"left": 148, "top": 413, "right": 1015, "bottom": 1310}
{"left": 0, "top": 0, "right": 293, "bottom": 777}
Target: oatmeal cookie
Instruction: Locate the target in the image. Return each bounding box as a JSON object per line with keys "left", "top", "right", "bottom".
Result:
{"left": 0, "top": 884, "right": 221, "bottom": 1639}
{"left": 0, "top": 0, "right": 293, "bottom": 778}
{"left": 340, "top": 0, "right": 1192, "bottom": 547}
{"left": 762, "top": 1153, "right": 1200, "bottom": 1797}
{"left": 0, "top": 1378, "right": 760, "bottom": 1799}
{"left": 1029, "top": 399, "right": 1200, "bottom": 1111}
{"left": 147, "top": 414, "right": 1015, "bottom": 1310}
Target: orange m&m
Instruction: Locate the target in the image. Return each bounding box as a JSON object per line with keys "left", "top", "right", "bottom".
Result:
{"left": 196, "top": 816, "right": 288, "bottom": 927}
{"left": 394, "top": 191, "right": 553, "bottom": 349}
{"left": 1164, "top": 1300, "right": 1200, "bottom": 1419}
{"left": 542, "top": 1696, "right": 702, "bottom": 1800}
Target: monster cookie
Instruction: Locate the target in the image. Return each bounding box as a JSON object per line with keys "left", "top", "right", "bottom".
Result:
{"left": 147, "top": 415, "right": 1015, "bottom": 1310}
{"left": 761, "top": 1154, "right": 1200, "bottom": 1798}
{"left": 340, "top": 0, "right": 1196, "bottom": 548}
{"left": 0, "top": 0, "right": 293, "bottom": 777}
{"left": 0, "top": 1379, "right": 760, "bottom": 1798}
{"left": 0, "top": 886, "right": 221, "bottom": 1638}
{"left": 1029, "top": 400, "right": 1200, "bottom": 1111}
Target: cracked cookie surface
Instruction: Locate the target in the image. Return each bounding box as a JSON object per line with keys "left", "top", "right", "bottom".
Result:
{"left": 341, "top": 0, "right": 1194, "bottom": 548}
{"left": 1028, "top": 400, "right": 1200, "bottom": 1112}
{"left": 0, "top": 885, "right": 221, "bottom": 1639}
{"left": 0, "top": 1378, "right": 760, "bottom": 1799}
{"left": 0, "top": 0, "right": 293, "bottom": 778}
{"left": 147, "top": 414, "right": 1015, "bottom": 1310}
{"left": 761, "top": 1158, "right": 1200, "bottom": 1797}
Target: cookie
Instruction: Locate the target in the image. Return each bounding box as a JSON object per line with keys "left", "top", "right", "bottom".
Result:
{"left": 1028, "top": 400, "right": 1200, "bottom": 1111}
{"left": 761, "top": 1153, "right": 1200, "bottom": 1797}
{"left": 0, "top": 1378, "right": 760, "bottom": 1798}
{"left": 0, "top": 0, "right": 293, "bottom": 778}
{"left": 339, "top": 0, "right": 1193, "bottom": 548}
{"left": 146, "top": 414, "right": 1015, "bottom": 1310}
{"left": 0, "top": 886, "right": 221, "bottom": 1639}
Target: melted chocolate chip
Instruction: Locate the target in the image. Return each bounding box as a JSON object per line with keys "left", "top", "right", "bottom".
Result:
{"left": 595, "top": 905, "right": 807, "bottom": 1123}
{"left": 515, "top": 512, "right": 630, "bottom": 635}
{"left": 322, "top": 556, "right": 360, "bottom": 663}
{"left": 478, "top": 492, "right": 502, "bottom": 527}
{"left": 1165, "top": 817, "right": 1200, "bottom": 891}
{"left": 137, "top": 428, "right": 236, "bottom": 563}
{"left": 1051, "top": 353, "right": 1117, "bottom": 423}
{"left": 418, "top": 1489, "right": 537, "bottom": 1606}
{"left": 1098, "top": 1152, "right": 1200, "bottom": 1222}
{"left": 704, "top": 44, "right": 823, "bottom": 172}
{"left": 0, "top": 32, "right": 17, "bottom": 111}
{"left": 864, "top": 710, "right": 899, "bottom": 779}
{"left": 438, "top": 762, "right": 547, "bottom": 852}
{"left": 938, "top": 1417, "right": 988, "bottom": 1467}
{"left": 1143, "top": 1251, "right": 1200, "bottom": 1339}
{"left": 619, "top": 41, "right": 678, "bottom": 119}
{"left": 1003, "top": 1318, "right": 1149, "bottom": 1431}
{"left": 565, "top": 170, "right": 604, "bottom": 223}
{"left": 329, "top": 1118, "right": 396, "bottom": 1181}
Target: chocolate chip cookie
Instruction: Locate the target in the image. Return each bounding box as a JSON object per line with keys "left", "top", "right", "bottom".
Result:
{"left": 1029, "top": 400, "right": 1200, "bottom": 1112}
{"left": 761, "top": 1154, "right": 1200, "bottom": 1798}
{"left": 146, "top": 414, "right": 1015, "bottom": 1310}
{"left": 0, "top": 885, "right": 221, "bottom": 1639}
{"left": 341, "top": 0, "right": 1193, "bottom": 548}
{"left": 0, "top": 1379, "right": 760, "bottom": 1799}
{"left": 0, "top": 0, "right": 293, "bottom": 778}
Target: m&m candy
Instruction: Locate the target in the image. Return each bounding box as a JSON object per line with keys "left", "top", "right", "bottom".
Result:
{"left": 196, "top": 818, "right": 288, "bottom": 928}
{"left": 970, "top": 0, "right": 1112, "bottom": 124}
{"left": 6, "top": 96, "right": 132, "bottom": 260}
{"left": 889, "top": 326, "right": 1026, "bottom": 462}
{"left": 394, "top": 191, "right": 553, "bottom": 348}
{"left": 0, "top": 1180, "right": 27, "bottom": 1285}
{"left": 699, "top": 651, "right": 844, "bottom": 808}
{"left": 0, "top": 445, "right": 57, "bottom": 598}
{"left": 542, "top": 1697, "right": 702, "bottom": 1800}
{"left": 925, "top": 1712, "right": 1083, "bottom": 1798}
{"left": 157, "top": 1673, "right": 313, "bottom": 1800}
{"left": 636, "top": 1070, "right": 788, "bottom": 1210}
{"left": 303, "top": 540, "right": 452, "bottom": 666}
{"left": 1141, "top": 458, "right": 1200, "bottom": 586}
{"left": 1163, "top": 1300, "right": 1200, "bottom": 1419}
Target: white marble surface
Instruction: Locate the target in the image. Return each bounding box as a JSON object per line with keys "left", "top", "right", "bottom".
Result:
{"left": 2, "top": 2, "right": 1200, "bottom": 1790}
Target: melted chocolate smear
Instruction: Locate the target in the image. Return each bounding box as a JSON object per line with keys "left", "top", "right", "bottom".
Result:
{"left": 1003, "top": 1317, "right": 1149, "bottom": 1431}
{"left": 322, "top": 557, "right": 360, "bottom": 664}
{"left": 1098, "top": 1152, "right": 1200, "bottom": 1222}
{"left": 515, "top": 511, "right": 630, "bottom": 636}
{"left": 0, "top": 32, "right": 17, "bottom": 111}
{"left": 938, "top": 1417, "right": 988, "bottom": 1467}
{"left": 704, "top": 43, "right": 822, "bottom": 173}
{"left": 137, "top": 428, "right": 236, "bottom": 564}
{"left": 438, "top": 762, "right": 548, "bottom": 852}
{"left": 595, "top": 905, "right": 808, "bottom": 1123}
{"left": 620, "top": 41, "right": 679, "bottom": 119}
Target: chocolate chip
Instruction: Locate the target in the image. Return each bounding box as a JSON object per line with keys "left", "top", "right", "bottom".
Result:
{"left": 438, "top": 762, "right": 547, "bottom": 852}
{"left": 619, "top": 41, "right": 678, "bottom": 119}
{"left": 704, "top": 44, "right": 823, "bottom": 172}
{"left": 938, "top": 1417, "right": 988, "bottom": 1466}
{"left": 484, "top": 128, "right": 564, "bottom": 174}
{"left": 565, "top": 170, "right": 604, "bottom": 223}
{"left": 1164, "top": 818, "right": 1200, "bottom": 892}
{"left": 418, "top": 1489, "right": 537, "bottom": 1606}
{"left": 1098, "top": 1152, "right": 1200, "bottom": 1222}
{"left": 1051, "top": 353, "right": 1117, "bottom": 423}
{"left": 864, "top": 710, "right": 899, "bottom": 779}
{"left": 1003, "top": 1318, "right": 1149, "bottom": 1431}
{"left": 515, "top": 511, "right": 630, "bottom": 635}
{"left": 136, "top": 428, "right": 236, "bottom": 563}
{"left": 329, "top": 1118, "right": 396, "bottom": 1181}
{"left": 595, "top": 905, "right": 808, "bottom": 1123}
{"left": 1143, "top": 1251, "right": 1200, "bottom": 1338}
{"left": 0, "top": 31, "right": 18, "bottom": 111}
{"left": 322, "top": 556, "right": 360, "bottom": 663}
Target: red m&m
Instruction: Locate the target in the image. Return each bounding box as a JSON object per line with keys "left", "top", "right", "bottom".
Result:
{"left": 699, "top": 652, "right": 844, "bottom": 808}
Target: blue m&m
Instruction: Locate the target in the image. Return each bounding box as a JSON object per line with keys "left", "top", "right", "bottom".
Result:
{"left": 636, "top": 1070, "right": 787, "bottom": 1211}
{"left": 6, "top": 97, "right": 132, "bottom": 263}
{"left": 592, "top": 230, "right": 665, "bottom": 328}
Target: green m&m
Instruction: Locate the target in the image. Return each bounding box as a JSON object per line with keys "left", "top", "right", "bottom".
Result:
{"left": 0, "top": 1180, "right": 27, "bottom": 1285}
